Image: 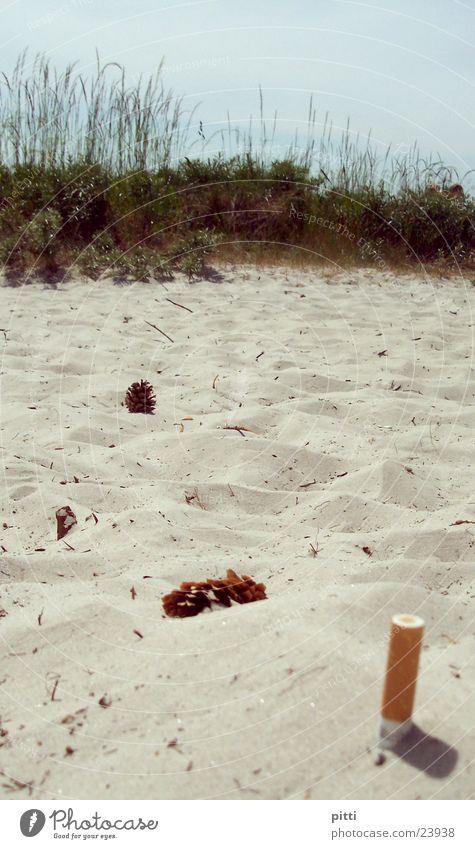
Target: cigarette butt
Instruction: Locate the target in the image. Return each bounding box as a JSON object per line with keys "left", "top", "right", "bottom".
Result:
{"left": 379, "top": 613, "right": 424, "bottom": 747}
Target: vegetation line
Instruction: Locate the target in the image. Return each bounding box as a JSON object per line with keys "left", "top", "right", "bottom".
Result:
{"left": 1, "top": 52, "right": 474, "bottom": 283}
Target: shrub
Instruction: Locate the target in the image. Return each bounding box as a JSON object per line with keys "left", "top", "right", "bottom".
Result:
{"left": 0, "top": 207, "right": 62, "bottom": 275}
{"left": 175, "top": 229, "right": 218, "bottom": 279}
{"left": 52, "top": 162, "right": 110, "bottom": 242}
{"left": 75, "top": 233, "right": 118, "bottom": 280}
{"left": 107, "top": 171, "right": 157, "bottom": 247}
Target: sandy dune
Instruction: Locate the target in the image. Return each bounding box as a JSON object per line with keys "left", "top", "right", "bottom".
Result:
{"left": 0, "top": 266, "right": 474, "bottom": 800}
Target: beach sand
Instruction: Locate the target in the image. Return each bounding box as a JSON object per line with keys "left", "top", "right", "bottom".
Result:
{"left": 0, "top": 266, "right": 474, "bottom": 800}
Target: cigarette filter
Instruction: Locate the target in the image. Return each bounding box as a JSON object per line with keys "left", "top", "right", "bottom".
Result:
{"left": 380, "top": 613, "right": 424, "bottom": 748}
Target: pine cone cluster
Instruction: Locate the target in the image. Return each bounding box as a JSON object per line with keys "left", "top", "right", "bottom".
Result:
{"left": 162, "top": 569, "right": 267, "bottom": 618}
{"left": 124, "top": 380, "right": 156, "bottom": 414}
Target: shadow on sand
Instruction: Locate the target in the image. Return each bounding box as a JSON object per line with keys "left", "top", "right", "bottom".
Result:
{"left": 392, "top": 724, "right": 458, "bottom": 778}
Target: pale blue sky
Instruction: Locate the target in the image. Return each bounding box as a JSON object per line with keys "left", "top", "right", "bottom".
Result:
{"left": 2, "top": 0, "right": 475, "bottom": 177}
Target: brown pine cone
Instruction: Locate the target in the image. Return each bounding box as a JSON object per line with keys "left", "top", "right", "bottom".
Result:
{"left": 162, "top": 570, "right": 266, "bottom": 618}
{"left": 162, "top": 587, "right": 210, "bottom": 618}
{"left": 124, "top": 380, "right": 156, "bottom": 414}
{"left": 210, "top": 569, "right": 267, "bottom": 605}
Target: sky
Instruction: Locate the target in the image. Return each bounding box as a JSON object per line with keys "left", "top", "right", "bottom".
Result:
{"left": 2, "top": 0, "right": 475, "bottom": 180}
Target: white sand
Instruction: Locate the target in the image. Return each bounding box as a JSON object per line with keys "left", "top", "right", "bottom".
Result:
{"left": 0, "top": 266, "right": 474, "bottom": 800}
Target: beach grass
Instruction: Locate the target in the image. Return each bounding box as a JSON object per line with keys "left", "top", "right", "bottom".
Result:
{"left": 1, "top": 52, "right": 474, "bottom": 282}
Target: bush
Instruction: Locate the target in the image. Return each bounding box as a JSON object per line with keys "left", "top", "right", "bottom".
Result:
{"left": 107, "top": 171, "right": 157, "bottom": 247}
{"left": 75, "top": 233, "right": 118, "bottom": 280}
{"left": 52, "top": 162, "right": 110, "bottom": 242}
{"left": 0, "top": 207, "right": 62, "bottom": 275}
{"left": 175, "top": 229, "right": 219, "bottom": 279}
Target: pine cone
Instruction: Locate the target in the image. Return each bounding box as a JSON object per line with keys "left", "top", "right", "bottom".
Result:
{"left": 162, "top": 587, "right": 211, "bottom": 618}
{"left": 210, "top": 569, "right": 267, "bottom": 605}
{"left": 124, "top": 380, "right": 156, "bottom": 414}
{"left": 162, "top": 570, "right": 266, "bottom": 618}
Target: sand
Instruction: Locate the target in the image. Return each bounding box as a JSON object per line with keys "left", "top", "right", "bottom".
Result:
{"left": 0, "top": 265, "right": 474, "bottom": 800}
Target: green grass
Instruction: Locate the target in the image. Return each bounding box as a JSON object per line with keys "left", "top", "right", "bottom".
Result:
{"left": 1, "top": 52, "right": 474, "bottom": 282}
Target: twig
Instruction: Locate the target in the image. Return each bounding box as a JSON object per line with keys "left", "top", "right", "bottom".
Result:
{"left": 185, "top": 488, "right": 206, "bottom": 509}
{"left": 222, "top": 425, "right": 255, "bottom": 436}
{"left": 2, "top": 774, "right": 33, "bottom": 795}
{"left": 223, "top": 425, "right": 246, "bottom": 437}
{"left": 299, "top": 479, "right": 317, "bottom": 488}
{"left": 165, "top": 297, "right": 193, "bottom": 313}
{"left": 144, "top": 320, "right": 174, "bottom": 343}
{"left": 37, "top": 608, "right": 44, "bottom": 626}
{"left": 256, "top": 350, "right": 265, "bottom": 361}
{"left": 46, "top": 673, "right": 60, "bottom": 701}
{"left": 212, "top": 374, "right": 219, "bottom": 389}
